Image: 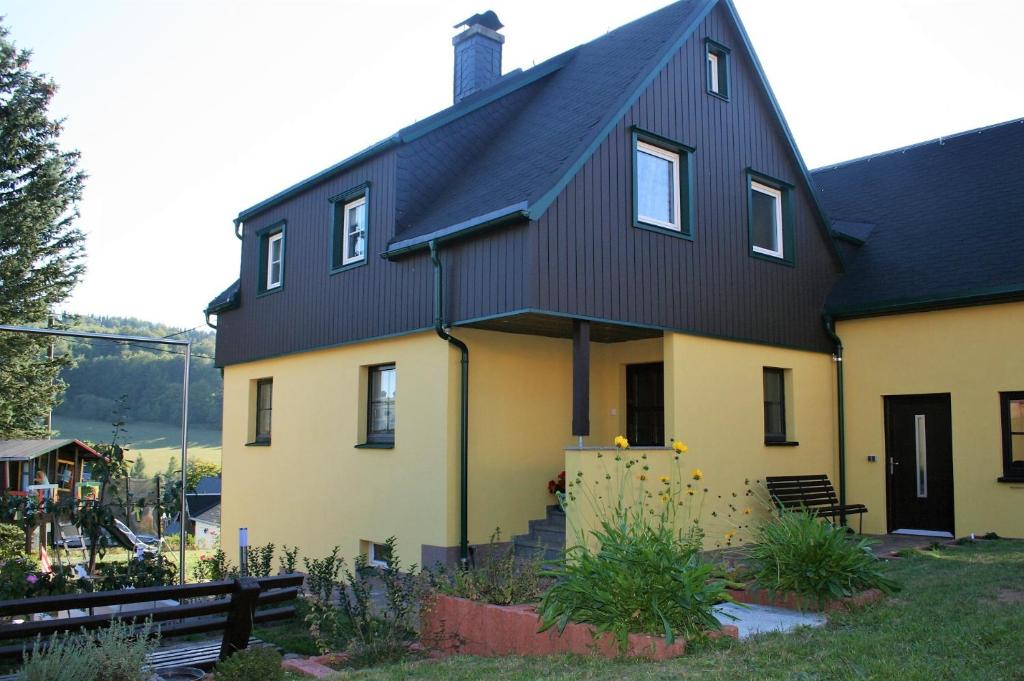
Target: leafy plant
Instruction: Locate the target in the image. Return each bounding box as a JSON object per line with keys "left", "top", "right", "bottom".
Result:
{"left": 279, "top": 545, "right": 299, "bottom": 574}
{"left": 211, "top": 647, "right": 283, "bottom": 681}
{"left": 433, "top": 529, "right": 544, "bottom": 605}
{"left": 0, "top": 523, "right": 25, "bottom": 561}
{"left": 748, "top": 508, "right": 899, "bottom": 606}
{"left": 247, "top": 542, "right": 275, "bottom": 577}
{"left": 539, "top": 437, "right": 730, "bottom": 653}
{"left": 18, "top": 620, "right": 157, "bottom": 681}
{"left": 192, "top": 548, "right": 237, "bottom": 582}
{"left": 93, "top": 555, "right": 176, "bottom": 590}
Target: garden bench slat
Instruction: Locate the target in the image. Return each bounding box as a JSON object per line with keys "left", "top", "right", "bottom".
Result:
{"left": 765, "top": 475, "right": 867, "bottom": 533}
{"left": 0, "top": 579, "right": 238, "bottom": 617}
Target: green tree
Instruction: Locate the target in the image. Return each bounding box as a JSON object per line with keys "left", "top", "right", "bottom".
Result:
{"left": 129, "top": 455, "right": 146, "bottom": 479}
{"left": 186, "top": 460, "right": 221, "bottom": 492}
{"left": 0, "top": 21, "right": 86, "bottom": 438}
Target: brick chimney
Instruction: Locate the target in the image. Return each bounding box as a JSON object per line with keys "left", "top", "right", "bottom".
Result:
{"left": 452, "top": 11, "right": 505, "bottom": 103}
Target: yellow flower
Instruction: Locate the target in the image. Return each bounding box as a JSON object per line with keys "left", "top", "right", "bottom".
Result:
{"left": 659, "top": 475, "right": 670, "bottom": 484}
{"left": 672, "top": 440, "right": 688, "bottom": 454}
{"left": 686, "top": 489, "right": 696, "bottom": 496}
{"left": 743, "top": 507, "right": 752, "bottom": 515}
{"left": 724, "top": 531, "right": 736, "bottom": 540}
{"left": 637, "top": 474, "right": 647, "bottom": 481}
{"left": 691, "top": 468, "right": 703, "bottom": 481}
{"left": 613, "top": 435, "right": 630, "bottom": 449}
{"left": 660, "top": 494, "right": 670, "bottom": 503}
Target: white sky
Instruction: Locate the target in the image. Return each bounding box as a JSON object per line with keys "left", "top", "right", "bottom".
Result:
{"left": 3, "top": 0, "right": 1022, "bottom": 330}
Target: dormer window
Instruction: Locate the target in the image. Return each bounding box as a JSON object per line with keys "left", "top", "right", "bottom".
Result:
{"left": 631, "top": 130, "right": 693, "bottom": 238}
{"left": 257, "top": 222, "right": 286, "bottom": 294}
{"left": 330, "top": 184, "right": 370, "bottom": 272}
{"left": 705, "top": 39, "right": 730, "bottom": 100}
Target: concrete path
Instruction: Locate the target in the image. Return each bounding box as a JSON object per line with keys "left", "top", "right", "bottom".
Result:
{"left": 713, "top": 602, "right": 825, "bottom": 640}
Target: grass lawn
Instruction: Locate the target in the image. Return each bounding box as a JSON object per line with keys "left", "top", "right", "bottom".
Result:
{"left": 51, "top": 415, "right": 221, "bottom": 475}
{"left": 278, "top": 539, "right": 1024, "bottom": 681}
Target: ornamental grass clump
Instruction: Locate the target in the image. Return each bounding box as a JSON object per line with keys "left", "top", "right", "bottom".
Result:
{"left": 748, "top": 507, "right": 899, "bottom": 606}
{"left": 538, "top": 437, "right": 732, "bottom": 653}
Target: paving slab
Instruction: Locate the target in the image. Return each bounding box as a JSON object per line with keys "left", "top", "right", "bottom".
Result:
{"left": 713, "top": 602, "right": 825, "bottom": 639}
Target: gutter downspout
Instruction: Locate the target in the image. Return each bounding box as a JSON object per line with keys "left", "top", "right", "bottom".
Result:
{"left": 430, "top": 241, "right": 470, "bottom": 567}
{"left": 823, "top": 315, "right": 847, "bottom": 525}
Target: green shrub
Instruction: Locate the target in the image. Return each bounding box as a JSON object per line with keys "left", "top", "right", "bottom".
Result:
{"left": 0, "top": 523, "right": 25, "bottom": 560}
{"left": 18, "top": 620, "right": 157, "bottom": 681}
{"left": 538, "top": 519, "right": 726, "bottom": 652}
{"left": 93, "top": 555, "right": 176, "bottom": 590}
{"left": 433, "top": 529, "right": 544, "bottom": 605}
{"left": 246, "top": 542, "right": 275, "bottom": 577}
{"left": 748, "top": 508, "right": 899, "bottom": 606}
{"left": 212, "top": 647, "right": 283, "bottom": 681}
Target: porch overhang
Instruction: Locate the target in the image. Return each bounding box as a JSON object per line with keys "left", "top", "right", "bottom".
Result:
{"left": 458, "top": 311, "right": 661, "bottom": 343}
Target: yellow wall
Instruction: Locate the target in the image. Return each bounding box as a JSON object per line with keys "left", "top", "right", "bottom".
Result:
{"left": 839, "top": 302, "right": 1024, "bottom": 537}
{"left": 220, "top": 331, "right": 454, "bottom": 566}
{"left": 565, "top": 332, "right": 838, "bottom": 550}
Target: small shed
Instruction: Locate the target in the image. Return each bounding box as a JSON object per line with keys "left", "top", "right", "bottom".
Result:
{"left": 0, "top": 439, "right": 100, "bottom": 500}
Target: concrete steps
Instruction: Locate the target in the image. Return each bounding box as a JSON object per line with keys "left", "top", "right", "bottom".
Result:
{"left": 512, "top": 505, "right": 565, "bottom": 561}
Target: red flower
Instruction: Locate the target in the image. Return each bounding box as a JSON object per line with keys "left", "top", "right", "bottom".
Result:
{"left": 547, "top": 471, "right": 567, "bottom": 495}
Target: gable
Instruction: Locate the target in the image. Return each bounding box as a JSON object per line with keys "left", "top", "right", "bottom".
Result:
{"left": 531, "top": 1, "right": 842, "bottom": 352}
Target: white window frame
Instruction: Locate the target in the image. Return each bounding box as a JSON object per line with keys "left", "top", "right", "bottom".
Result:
{"left": 266, "top": 231, "right": 283, "bottom": 289}
{"left": 708, "top": 51, "right": 720, "bottom": 94}
{"left": 750, "top": 181, "right": 784, "bottom": 258}
{"left": 368, "top": 541, "right": 391, "bottom": 568}
{"left": 342, "top": 196, "right": 367, "bottom": 266}
{"left": 635, "top": 140, "right": 682, "bottom": 231}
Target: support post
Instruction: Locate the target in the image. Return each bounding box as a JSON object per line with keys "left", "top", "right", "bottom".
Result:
{"left": 219, "top": 577, "right": 261, "bottom": 660}
{"left": 572, "top": 320, "right": 590, "bottom": 438}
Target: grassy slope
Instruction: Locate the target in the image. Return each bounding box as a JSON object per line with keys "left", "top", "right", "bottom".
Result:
{"left": 51, "top": 415, "right": 221, "bottom": 474}
{"left": 315, "top": 540, "right": 1024, "bottom": 681}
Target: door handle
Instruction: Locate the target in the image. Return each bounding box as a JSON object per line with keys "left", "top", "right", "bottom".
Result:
{"left": 889, "top": 458, "right": 899, "bottom": 475}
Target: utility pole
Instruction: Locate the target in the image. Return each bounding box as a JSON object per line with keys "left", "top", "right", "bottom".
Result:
{"left": 45, "top": 315, "right": 54, "bottom": 434}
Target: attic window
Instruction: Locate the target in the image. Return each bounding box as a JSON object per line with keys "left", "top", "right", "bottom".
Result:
{"left": 330, "top": 184, "right": 370, "bottom": 272}
{"left": 747, "top": 171, "right": 794, "bottom": 264}
{"left": 257, "top": 222, "right": 286, "bottom": 295}
{"left": 705, "top": 39, "right": 730, "bottom": 99}
{"left": 632, "top": 130, "right": 693, "bottom": 238}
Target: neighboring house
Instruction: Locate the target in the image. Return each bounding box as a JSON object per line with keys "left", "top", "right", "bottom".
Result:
{"left": 207, "top": 0, "right": 1022, "bottom": 565}
{"left": 168, "top": 476, "right": 222, "bottom": 549}
{"left": 0, "top": 439, "right": 100, "bottom": 500}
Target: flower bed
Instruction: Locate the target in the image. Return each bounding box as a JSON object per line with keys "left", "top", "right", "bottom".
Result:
{"left": 421, "top": 594, "right": 738, "bottom": 660}
{"left": 725, "top": 586, "right": 885, "bottom": 613}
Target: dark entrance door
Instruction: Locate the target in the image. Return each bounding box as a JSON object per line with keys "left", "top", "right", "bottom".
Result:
{"left": 884, "top": 394, "right": 954, "bottom": 535}
{"left": 626, "top": 363, "right": 664, "bottom": 447}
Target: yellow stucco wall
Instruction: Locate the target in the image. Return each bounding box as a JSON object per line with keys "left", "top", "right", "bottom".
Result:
{"left": 220, "top": 331, "right": 454, "bottom": 566}
{"left": 839, "top": 302, "right": 1024, "bottom": 537}
{"left": 565, "top": 332, "right": 837, "bottom": 550}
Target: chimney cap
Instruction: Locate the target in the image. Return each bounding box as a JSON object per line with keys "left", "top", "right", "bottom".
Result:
{"left": 454, "top": 10, "right": 504, "bottom": 32}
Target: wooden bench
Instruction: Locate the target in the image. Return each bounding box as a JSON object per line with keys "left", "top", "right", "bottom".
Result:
{"left": 765, "top": 474, "right": 868, "bottom": 533}
{"left": 0, "top": 573, "right": 303, "bottom": 675}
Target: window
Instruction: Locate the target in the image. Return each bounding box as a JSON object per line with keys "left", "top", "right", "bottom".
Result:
{"left": 1000, "top": 392, "right": 1024, "bottom": 481}
{"left": 257, "top": 222, "right": 286, "bottom": 294}
{"left": 331, "top": 185, "right": 370, "bottom": 271}
{"left": 632, "top": 130, "right": 693, "bottom": 237}
{"left": 366, "top": 365, "right": 396, "bottom": 445}
{"left": 367, "top": 541, "right": 393, "bottom": 568}
{"left": 747, "top": 171, "right": 793, "bottom": 263}
{"left": 255, "top": 378, "right": 273, "bottom": 444}
{"left": 705, "top": 39, "right": 730, "bottom": 99}
{"left": 763, "top": 368, "right": 786, "bottom": 443}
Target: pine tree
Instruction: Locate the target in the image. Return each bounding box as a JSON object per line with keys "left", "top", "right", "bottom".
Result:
{"left": 0, "top": 21, "right": 86, "bottom": 438}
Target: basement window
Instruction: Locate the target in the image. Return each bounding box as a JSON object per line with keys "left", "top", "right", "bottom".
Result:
{"left": 367, "top": 541, "right": 393, "bottom": 568}
{"left": 1000, "top": 392, "right": 1024, "bottom": 481}
{"left": 705, "top": 39, "right": 730, "bottom": 99}
{"left": 632, "top": 130, "right": 693, "bottom": 238}
{"left": 257, "top": 222, "right": 286, "bottom": 294}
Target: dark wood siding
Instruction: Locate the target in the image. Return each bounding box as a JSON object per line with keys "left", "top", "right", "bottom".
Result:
{"left": 533, "top": 4, "right": 840, "bottom": 352}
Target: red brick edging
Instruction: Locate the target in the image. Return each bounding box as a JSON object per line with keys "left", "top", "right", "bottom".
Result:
{"left": 725, "top": 587, "right": 884, "bottom": 613}
{"left": 420, "top": 594, "right": 737, "bottom": 660}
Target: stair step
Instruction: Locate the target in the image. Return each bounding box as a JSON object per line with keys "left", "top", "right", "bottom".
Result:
{"left": 529, "top": 517, "right": 565, "bottom": 533}
{"left": 511, "top": 539, "right": 563, "bottom": 562}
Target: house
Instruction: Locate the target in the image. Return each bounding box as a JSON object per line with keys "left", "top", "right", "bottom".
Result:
{"left": 167, "top": 476, "right": 222, "bottom": 549}
{"left": 206, "top": 0, "right": 1022, "bottom": 565}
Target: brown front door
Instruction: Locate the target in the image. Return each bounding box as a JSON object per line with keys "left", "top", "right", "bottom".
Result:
{"left": 884, "top": 394, "right": 955, "bottom": 535}
{"left": 626, "top": 363, "right": 664, "bottom": 447}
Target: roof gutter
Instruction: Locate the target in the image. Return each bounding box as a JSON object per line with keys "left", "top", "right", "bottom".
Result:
{"left": 385, "top": 203, "right": 530, "bottom": 259}
{"left": 822, "top": 314, "right": 847, "bottom": 523}
{"left": 429, "top": 241, "right": 471, "bottom": 567}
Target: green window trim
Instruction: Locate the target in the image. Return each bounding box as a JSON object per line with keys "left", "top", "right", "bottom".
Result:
{"left": 256, "top": 221, "right": 286, "bottom": 297}
{"left": 746, "top": 169, "right": 795, "bottom": 266}
{"left": 705, "top": 38, "right": 731, "bottom": 101}
{"left": 329, "top": 182, "right": 371, "bottom": 274}
{"left": 630, "top": 127, "right": 695, "bottom": 240}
